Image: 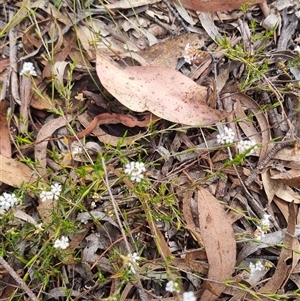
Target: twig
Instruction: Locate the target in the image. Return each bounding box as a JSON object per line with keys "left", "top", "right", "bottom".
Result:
{"left": 0, "top": 257, "right": 39, "bottom": 301}
{"left": 9, "top": 9, "right": 21, "bottom": 106}
{"left": 261, "top": 91, "right": 283, "bottom": 139}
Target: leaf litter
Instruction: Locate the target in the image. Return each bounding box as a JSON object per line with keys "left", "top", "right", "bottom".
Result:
{"left": 1, "top": 0, "right": 300, "bottom": 300}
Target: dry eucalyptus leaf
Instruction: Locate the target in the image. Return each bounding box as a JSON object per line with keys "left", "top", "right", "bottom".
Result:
{"left": 259, "top": 203, "right": 298, "bottom": 293}
{"left": 197, "top": 187, "right": 236, "bottom": 301}
{"left": 96, "top": 53, "right": 229, "bottom": 126}
{"left": 170, "top": 0, "right": 265, "bottom": 12}
{"left": 0, "top": 101, "right": 11, "bottom": 157}
{"left": 137, "top": 33, "right": 204, "bottom": 68}
{"left": 0, "top": 154, "right": 37, "bottom": 187}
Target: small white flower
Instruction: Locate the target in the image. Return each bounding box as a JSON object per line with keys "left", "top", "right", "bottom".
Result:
{"left": 261, "top": 214, "right": 271, "bottom": 228}
{"left": 127, "top": 252, "right": 141, "bottom": 274}
{"left": 0, "top": 192, "right": 19, "bottom": 210}
{"left": 166, "top": 280, "right": 180, "bottom": 293}
{"left": 216, "top": 126, "right": 235, "bottom": 145}
{"left": 249, "top": 261, "right": 264, "bottom": 275}
{"left": 237, "top": 140, "right": 257, "bottom": 155}
{"left": 91, "top": 201, "right": 96, "bottom": 209}
{"left": 34, "top": 223, "right": 44, "bottom": 234}
{"left": 183, "top": 43, "right": 192, "bottom": 64}
{"left": 20, "top": 62, "right": 37, "bottom": 76}
{"left": 183, "top": 291, "right": 196, "bottom": 301}
{"left": 124, "top": 161, "right": 146, "bottom": 183}
{"left": 294, "top": 45, "right": 300, "bottom": 53}
{"left": 51, "top": 183, "right": 62, "bottom": 200}
{"left": 54, "top": 236, "right": 69, "bottom": 249}
{"left": 72, "top": 146, "right": 84, "bottom": 157}
{"left": 40, "top": 190, "right": 54, "bottom": 202}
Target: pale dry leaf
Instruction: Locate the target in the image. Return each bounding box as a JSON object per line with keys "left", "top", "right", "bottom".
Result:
{"left": 174, "top": 4, "right": 195, "bottom": 25}
{"left": 28, "top": 1, "right": 71, "bottom": 25}
{"left": 35, "top": 115, "right": 73, "bottom": 176}
{"left": 198, "top": 12, "right": 222, "bottom": 42}
{"left": 0, "top": 101, "right": 11, "bottom": 157}
{"left": 197, "top": 187, "right": 236, "bottom": 301}
{"left": 0, "top": 58, "right": 9, "bottom": 73}
{"left": 230, "top": 92, "right": 270, "bottom": 164}
{"left": 259, "top": 203, "right": 297, "bottom": 293}
{"left": 235, "top": 99, "right": 262, "bottom": 144}
{"left": 237, "top": 226, "right": 300, "bottom": 265}
{"left": 275, "top": 184, "right": 300, "bottom": 204}
{"left": 96, "top": 53, "right": 229, "bottom": 126}
{"left": 261, "top": 170, "right": 277, "bottom": 205}
{"left": 137, "top": 33, "right": 204, "bottom": 68}
{"left": 19, "top": 76, "right": 32, "bottom": 133}
{"left": 262, "top": 166, "right": 300, "bottom": 204}
{"left": 13, "top": 209, "right": 38, "bottom": 226}
{"left": 30, "top": 82, "right": 53, "bottom": 110}
{"left": 273, "top": 146, "right": 300, "bottom": 164}
{"left": 170, "top": 0, "right": 265, "bottom": 12}
{"left": 106, "top": 0, "right": 161, "bottom": 9}
{"left": 52, "top": 61, "right": 70, "bottom": 91}
{"left": 182, "top": 191, "right": 204, "bottom": 245}
{"left": 76, "top": 19, "right": 109, "bottom": 59}
{"left": 270, "top": 168, "right": 300, "bottom": 188}
{"left": 273, "top": 196, "right": 289, "bottom": 223}
{"left": 0, "top": 154, "right": 37, "bottom": 187}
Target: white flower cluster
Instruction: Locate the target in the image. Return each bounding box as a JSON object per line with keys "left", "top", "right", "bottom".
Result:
{"left": 249, "top": 260, "right": 264, "bottom": 275}
{"left": 0, "top": 192, "right": 18, "bottom": 210}
{"left": 124, "top": 162, "right": 146, "bottom": 183}
{"left": 40, "top": 183, "right": 62, "bottom": 202}
{"left": 237, "top": 140, "right": 257, "bottom": 155}
{"left": 216, "top": 126, "right": 235, "bottom": 144}
{"left": 72, "top": 146, "right": 84, "bottom": 157}
{"left": 216, "top": 127, "right": 257, "bottom": 156}
{"left": 166, "top": 280, "right": 180, "bottom": 293}
{"left": 183, "top": 43, "right": 193, "bottom": 65}
{"left": 127, "top": 252, "right": 141, "bottom": 274}
{"left": 183, "top": 291, "right": 196, "bottom": 301}
{"left": 294, "top": 45, "right": 300, "bottom": 53}
{"left": 165, "top": 281, "right": 196, "bottom": 301}
{"left": 20, "top": 62, "right": 37, "bottom": 76}
{"left": 54, "top": 236, "right": 69, "bottom": 249}
{"left": 261, "top": 214, "right": 271, "bottom": 229}
{"left": 255, "top": 214, "right": 271, "bottom": 240}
